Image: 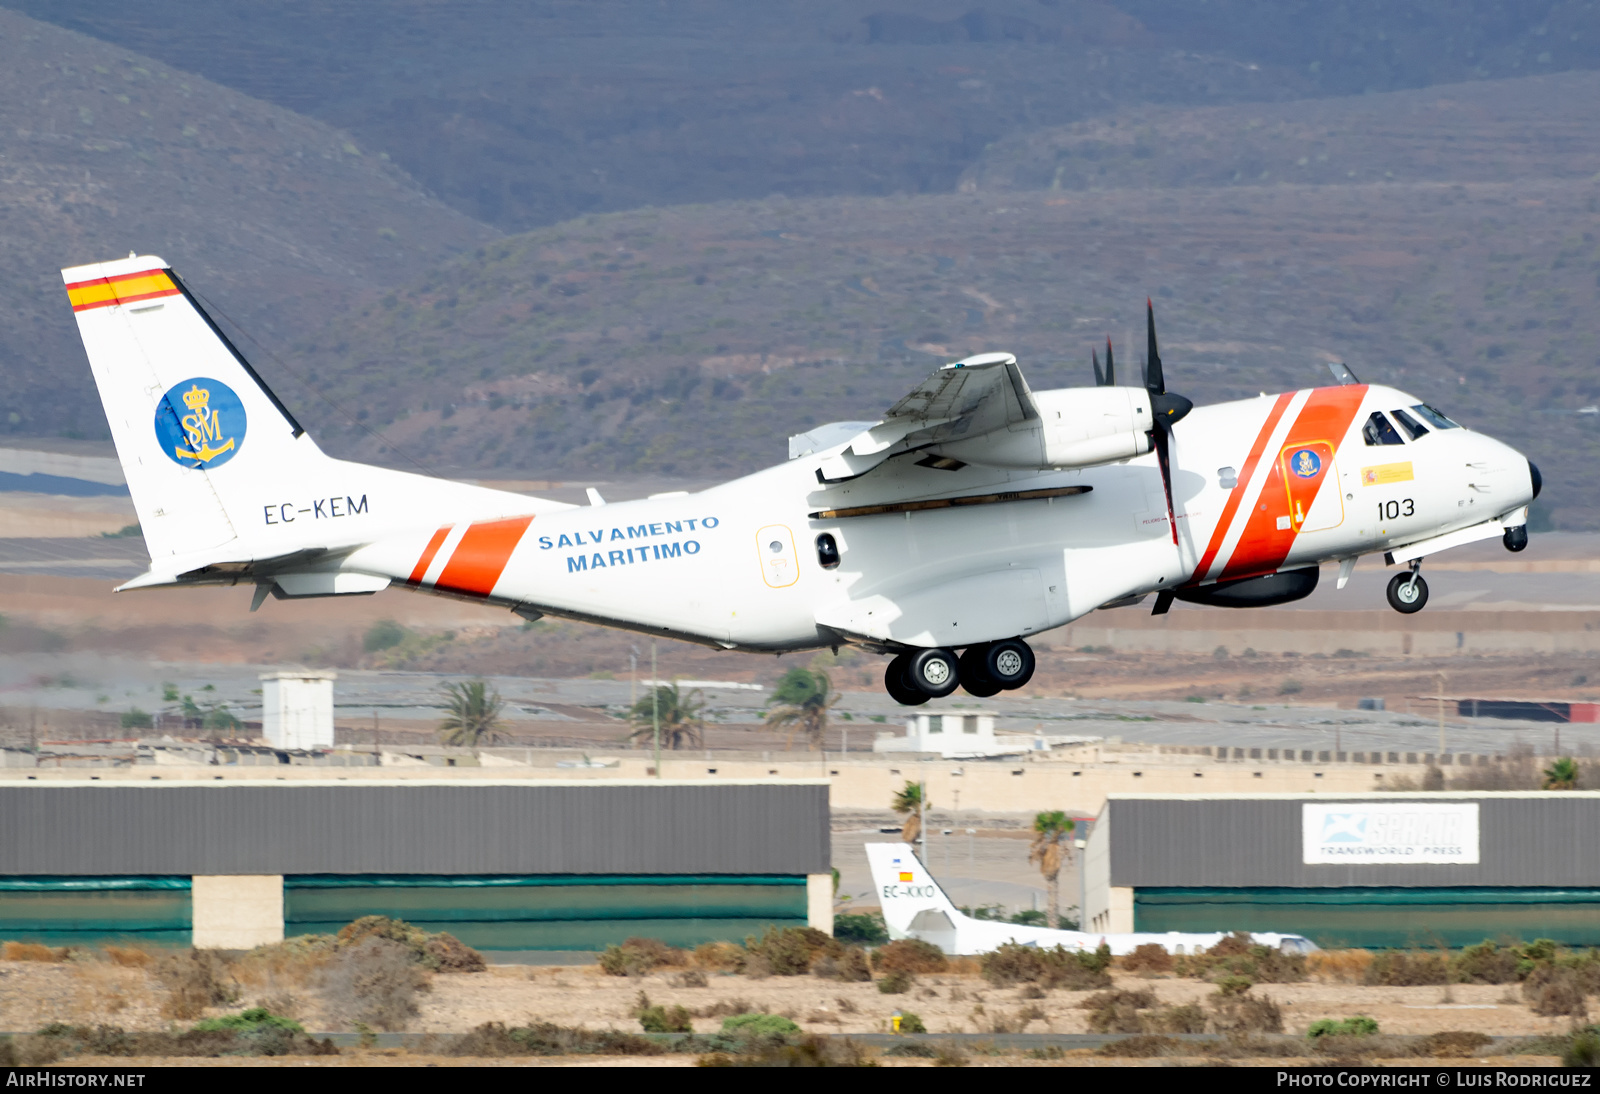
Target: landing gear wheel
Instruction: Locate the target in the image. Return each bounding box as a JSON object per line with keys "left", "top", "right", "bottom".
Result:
{"left": 884, "top": 655, "right": 928, "bottom": 706}
{"left": 1386, "top": 572, "right": 1429, "bottom": 614}
{"left": 905, "top": 648, "right": 961, "bottom": 699}
{"left": 958, "top": 646, "right": 1002, "bottom": 697}
{"left": 984, "top": 638, "right": 1036, "bottom": 690}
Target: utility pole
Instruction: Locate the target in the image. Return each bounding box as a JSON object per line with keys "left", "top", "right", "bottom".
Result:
{"left": 651, "top": 639, "right": 660, "bottom": 778}
{"left": 918, "top": 762, "right": 926, "bottom": 864}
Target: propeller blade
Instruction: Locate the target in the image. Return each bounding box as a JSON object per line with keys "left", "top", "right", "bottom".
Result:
{"left": 1092, "top": 347, "right": 1105, "bottom": 387}
{"left": 1105, "top": 338, "right": 1115, "bottom": 386}
{"left": 1152, "top": 422, "right": 1179, "bottom": 546}
{"left": 1145, "top": 298, "right": 1164, "bottom": 395}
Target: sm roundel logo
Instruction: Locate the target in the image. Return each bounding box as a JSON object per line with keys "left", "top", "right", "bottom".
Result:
{"left": 1287, "top": 447, "right": 1323, "bottom": 478}
{"left": 155, "top": 377, "right": 247, "bottom": 469}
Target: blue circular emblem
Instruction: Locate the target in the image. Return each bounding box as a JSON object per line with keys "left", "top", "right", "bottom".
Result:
{"left": 1289, "top": 448, "right": 1323, "bottom": 479}
{"left": 154, "top": 377, "right": 247, "bottom": 469}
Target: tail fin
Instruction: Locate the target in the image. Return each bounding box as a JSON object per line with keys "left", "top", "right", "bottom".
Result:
{"left": 64, "top": 254, "right": 329, "bottom": 561}
{"left": 864, "top": 842, "right": 965, "bottom": 939}
{"left": 64, "top": 255, "right": 567, "bottom": 584}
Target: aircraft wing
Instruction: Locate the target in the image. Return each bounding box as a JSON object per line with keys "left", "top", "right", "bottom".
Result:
{"left": 816, "top": 353, "right": 1038, "bottom": 481}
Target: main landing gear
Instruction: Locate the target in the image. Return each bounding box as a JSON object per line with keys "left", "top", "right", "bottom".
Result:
{"left": 884, "top": 639, "right": 1036, "bottom": 705}
{"left": 1386, "top": 561, "right": 1429, "bottom": 614}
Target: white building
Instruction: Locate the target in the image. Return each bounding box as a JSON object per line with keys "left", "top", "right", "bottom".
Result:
{"left": 873, "top": 711, "right": 1045, "bottom": 759}
{"left": 259, "top": 670, "right": 336, "bottom": 750}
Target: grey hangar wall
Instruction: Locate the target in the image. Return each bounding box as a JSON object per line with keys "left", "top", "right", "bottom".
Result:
{"left": 0, "top": 780, "right": 832, "bottom": 951}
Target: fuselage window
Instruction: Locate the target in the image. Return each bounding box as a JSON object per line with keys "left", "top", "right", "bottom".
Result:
{"left": 1361, "top": 411, "right": 1405, "bottom": 446}
{"left": 1411, "top": 404, "right": 1461, "bottom": 430}
{"left": 815, "top": 532, "right": 841, "bottom": 569}
{"left": 1390, "top": 408, "right": 1430, "bottom": 440}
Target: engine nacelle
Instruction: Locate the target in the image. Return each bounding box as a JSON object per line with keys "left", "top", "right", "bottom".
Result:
{"left": 935, "top": 386, "right": 1153, "bottom": 470}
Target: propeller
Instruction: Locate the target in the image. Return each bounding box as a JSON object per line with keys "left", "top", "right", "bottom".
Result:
{"left": 1092, "top": 338, "right": 1116, "bottom": 387}
{"left": 1143, "top": 299, "right": 1192, "bottom": 553}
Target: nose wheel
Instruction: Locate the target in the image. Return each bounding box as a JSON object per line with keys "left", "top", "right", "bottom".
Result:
{"left": 1386, "top": 565, "right": 1429, "bottom": 614}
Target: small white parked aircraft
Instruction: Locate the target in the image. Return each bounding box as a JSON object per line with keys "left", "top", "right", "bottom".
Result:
{"left": 63, "top": 255, "right": 1540, "bottom": 704}
{"left": 864, "top": 842, "right": 1315, "bottom": 956}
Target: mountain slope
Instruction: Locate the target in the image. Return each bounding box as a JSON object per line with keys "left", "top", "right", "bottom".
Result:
{"left": 0, "top": 9, "right": 494, "bottom": 440}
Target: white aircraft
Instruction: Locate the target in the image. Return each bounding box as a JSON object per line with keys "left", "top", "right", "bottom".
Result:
{"left": 864, "top": 842, "right": 1315, "bottom": 956}
{"left": 63, "top": 255, "right": 1540, "bottom": 705}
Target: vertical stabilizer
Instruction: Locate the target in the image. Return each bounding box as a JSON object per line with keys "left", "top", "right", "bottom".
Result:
{"left": 864, "top": 842, "right": 966, "bottom": 941}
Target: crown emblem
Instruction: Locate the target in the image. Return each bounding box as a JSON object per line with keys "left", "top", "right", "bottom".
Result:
{"left": 181, "top": 384, "right": 211, "bottom": 411}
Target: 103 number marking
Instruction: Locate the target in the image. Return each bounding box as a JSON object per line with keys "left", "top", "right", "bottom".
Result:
{"left": 1378, "top": 498, "right": 1415, "bottom": 520}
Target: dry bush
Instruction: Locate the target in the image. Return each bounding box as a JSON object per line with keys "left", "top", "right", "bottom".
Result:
{"left": 444, "top": 1021, "right": 664, "bottom": 1058}
{"left": 980, "top": 942, "right": 1113, "bottom": 990}
{"left": 154, "top": 949, "right": 238, "bottom": 1020}
{"left": 599, "top": 937, "right": 689, "bottom": 977}
{"left": 876, "top": 968, "right": 914, "bottom": 994}
{"left": 693, "top": 997, "right": 759, "bottom": 1018}
{"left": 693, "top": 942, "right": 745, "bottom": 971}
{"left": 1450, "top": 941, "right": 1522, "bottom": 984}
{"left": 811, "top": 947, "right": 871, "bottom": 983}
{"left": 1307, "top": 949, "right": 1373, "bottom": 983}
{"left": 1081, "top": 988, "right": 1157, "bottom": 1033}
{"left": 319, "top": 937, "right": 431, "bottom": 1031}
{"left": 743, "top": 926, "right": 840, "bottom": 977}
{"left": 231, "top": 936, "right": 335, "bottom": 1021}
{"left": 1143, "top": 1003, "right": 1207, "bottom": 1034}
{"left": 673, "top": 969, "right": 709, "bottom": 988}
{"left": 424, "top": 933, "right": 486, "bottom": 973}
{"left": 1363, "top": 951, "right": 1448, "bottom": 986}
{"left": 873, "top": 939, "right": 947, "bottom": 975}
{"left": 70, "top": 961, "right": 146, "bottom": 1024}
{"left": 1416, "top": 1031, "right": 1494, "bottom": 1058}
{"left": 946, "top": 956, "right": 981, "bottom": 977}
{"left": 1524, "top": 965, "right": 1588, "bottom": 1018}
{"left": 1094, "top": 1034, "right": 1176, "bottom": 1058}
{"left": 102, "top": 947, "right": 152, "bottom": 969}
{"left": 1120, "top": 943, "right": 1174, "bottom": 977}
{"left": 1209, "top": 989, "right": 1283, "bottom": 1034}
{"left": 2, "top": 942, "right": 67, "bottom": 962}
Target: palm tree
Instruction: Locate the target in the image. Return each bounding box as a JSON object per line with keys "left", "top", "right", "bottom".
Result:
{"left": 1029, "top": 810, "right": 1076, "bottom": 930}
{"left": 765, "top": 667, "right": 838, "bottom": 750}
{"left": 1543, "top": 756, "right": 1580, "bottom": 790}
{"left": 891, "top": 781, "right": 927, "bottom": 846}
{"left": 626, "top": 682, "right": 705, "bottom": 750}
{"left": 438, "top": 679, "right": 506, "bottom": 748}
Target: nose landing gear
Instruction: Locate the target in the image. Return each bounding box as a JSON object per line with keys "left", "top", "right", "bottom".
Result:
{"left": 885, "top": 639, "right": 1037, "bottom": 705}
{"left": 1386, "top": 561, "right": 1429, "bottom": 614}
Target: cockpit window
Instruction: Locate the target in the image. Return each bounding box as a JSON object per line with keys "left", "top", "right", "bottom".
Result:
{"left": 1362, "top": 411, "right": 1405, "bottom": 446}
{"left": 1390, "top": 408, "right": 1430, "bottom": 440}
{"left": 1411, "top": 404, "right": 1461, "bottom": 430}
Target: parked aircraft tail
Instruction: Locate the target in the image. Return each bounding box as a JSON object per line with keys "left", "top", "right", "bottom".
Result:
{"left": 63, "top": 254, "right": 570, "bottom": 594}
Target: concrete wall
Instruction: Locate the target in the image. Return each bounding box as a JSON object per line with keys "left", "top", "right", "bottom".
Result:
{"left": 192, "top": 875, "right": 283, "bottom": 950}
{"left": 807, "top": 873, "right": 834, "bottom": 936}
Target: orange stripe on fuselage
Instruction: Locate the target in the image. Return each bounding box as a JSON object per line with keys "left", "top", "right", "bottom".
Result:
{"left": 1218, "top": 385, "right": 1368, "bottom": 581}
{"left": 66, "top": 270, "right": 181, "bottom": 312}
{"left": 434, "top": 516, "right": 535, "bottom": 598}
{"left": 407, "top": 525, "right": 452, "bottom": 585}
{"left": 1190, "top": 392, "right": 1294, "bottom": 583}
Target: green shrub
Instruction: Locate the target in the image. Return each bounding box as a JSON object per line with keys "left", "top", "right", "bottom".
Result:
{"left": 833, "top": 913, "right": 888, "bottom": 945}
{"left": 1214, "top": 975, "right": 1254, "bottom": 996}
{"left": 637, "top": 1004, "right": 693, "bottom": 1033}
{"left": 877, "top": 969, "right": 914, "bottom": 994}
{"left": 1143, "top": 1003, "right": 1206, "bottom": 1034}
{"left": 1565, "top": 1028, "right": 1600, "bottom": 1068}
{"left": 192, "top": 1008, "right": 303, "bottom": 1033}
{"left": 121, "top": 707, "right": 153, "bottom": 729}
{"left": 1451, "top": 940, "right": 1522, "bottom": 984}
{"left": 721, "top": 1013, "right": 800, "bottom": 1037}
{"left": 895, "top": 1011, "right": 927, "bottom": 1034}
{"left": 364, "top": 620, "right": 407, "bottom": 652}
{"left": 1307, "top": 1016, "right": 1379, "bottom": 1039}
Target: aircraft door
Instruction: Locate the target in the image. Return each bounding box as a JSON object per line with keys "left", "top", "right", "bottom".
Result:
{"left": 1278, "top": 441, "right": 1343, "bottom": 533}
{"left": 757, "top": 524, "right": 799, "bottom": 588}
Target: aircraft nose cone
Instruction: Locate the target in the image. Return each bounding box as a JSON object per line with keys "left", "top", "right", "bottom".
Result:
{"left": 1528, "top": 460, "right": 1542, "bottom": 500}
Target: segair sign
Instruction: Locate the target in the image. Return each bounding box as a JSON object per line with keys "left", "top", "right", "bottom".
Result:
{"left": 1301, "top": 802, "right": 1479, "bottom": 865}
